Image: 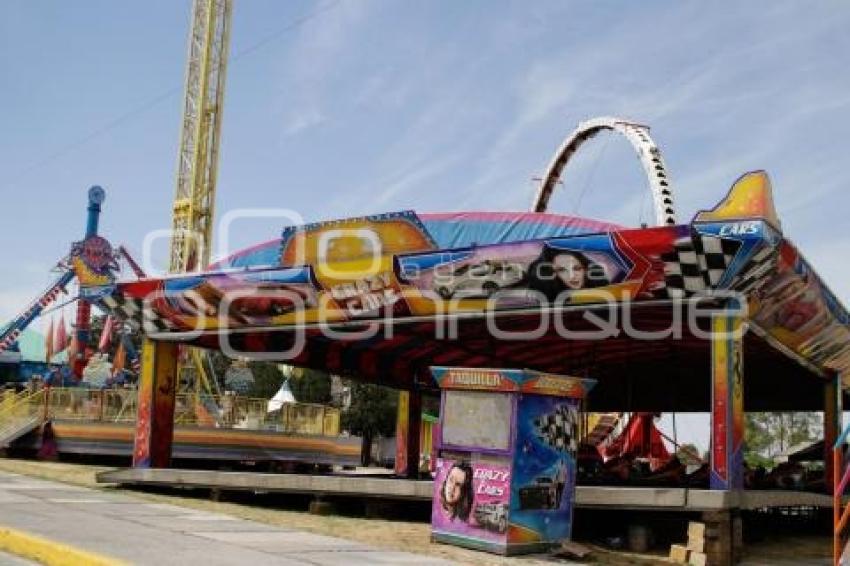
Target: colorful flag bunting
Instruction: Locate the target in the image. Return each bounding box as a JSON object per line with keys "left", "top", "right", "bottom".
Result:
{"left": 55, "top": 311, "right": 67, "bottom": 353}
{"left": 45, "top": 318, "right": 54, "bottom": 363}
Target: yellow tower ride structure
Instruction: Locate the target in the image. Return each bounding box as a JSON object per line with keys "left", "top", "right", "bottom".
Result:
{"left": 169, "top": 0, "right": 233, "bottom": 407}
{"left": 170, "top": 0, "right": 232, "bottom": 273}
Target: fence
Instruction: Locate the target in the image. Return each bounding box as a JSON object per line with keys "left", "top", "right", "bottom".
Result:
{"left": 11, "top": 387, "right": 341, "bottom": 437}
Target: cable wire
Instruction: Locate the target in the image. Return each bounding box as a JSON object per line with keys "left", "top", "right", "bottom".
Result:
{"left": 2, "top": 0, "right": 342, "bottom": 189}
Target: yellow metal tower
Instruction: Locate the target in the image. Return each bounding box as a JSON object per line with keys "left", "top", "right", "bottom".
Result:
{"left": 170, "top": 0, "right": 232, "bottom": 273}
{"left": 169, "top": 0, "right": 233, "bottom": 406}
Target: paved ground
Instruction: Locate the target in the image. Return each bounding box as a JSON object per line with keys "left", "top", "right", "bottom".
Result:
{"left": 0, "top": 471, "right": 454, "bottom": 565}
{"left": 0, "top": 552, "right": 35, "bottom": 566}
{"left": 0, "top": 460, "right": 833, "bottom": 566}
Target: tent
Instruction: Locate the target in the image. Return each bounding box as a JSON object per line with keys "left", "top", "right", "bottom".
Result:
{"left": 266, "top": 379, "right": 296, "bottom": 413}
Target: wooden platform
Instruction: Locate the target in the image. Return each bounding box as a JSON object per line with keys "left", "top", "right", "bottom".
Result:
{"left": 13, "top": 421, "right": 362, "bottom": 467}
{"left": 97, "top": 468, "right": 834, "bottom": 511}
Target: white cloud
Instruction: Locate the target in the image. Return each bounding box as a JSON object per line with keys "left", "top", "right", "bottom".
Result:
{"left": 456, "top": 0, "right": 850, "bottom": 221}
{"left": 274, "top": 2, "right": 372, "bottom": 135}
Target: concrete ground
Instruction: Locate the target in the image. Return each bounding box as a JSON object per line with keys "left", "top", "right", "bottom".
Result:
{"left": 0, "top": 471, "right": 454, "bottom": 565}
{"left": 0, "top": 459, "right": 833, "bottom": 565}
{"left": 0, "top": 552, "right": 35, "bottom": 566}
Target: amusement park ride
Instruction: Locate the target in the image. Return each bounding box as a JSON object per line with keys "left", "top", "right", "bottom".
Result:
{"left": 0, "top": 0, "right": 685, "bottom": 474}
{"left": 0, "top": 186, "right": 144, "bottom": 378}
{"left": 1, "top": 0, "right": 232, "bottom": 399}
{"left": 5, "top": 2, "right": 850, "bottom": 562}
{"left": 99, "top": 116, "right": 850, "bottom": 560}
{"left": 95, "top": 139, "right": 850, "bottom": 561}
{"left": 168, "top": 0, "right": 231, "bottom": 406}
{"left": 0, "top": 0, "right": 357, "bottom": 467}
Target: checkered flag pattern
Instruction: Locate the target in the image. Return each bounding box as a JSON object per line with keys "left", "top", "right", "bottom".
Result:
{"left": 534, "top": 404, "right": 579, "bottom": 454}
{"left": 100, "top": 294, "right": 178, "bottom": 333}
{"left": 661, "top": 234, "right": 742, "bottom": 298}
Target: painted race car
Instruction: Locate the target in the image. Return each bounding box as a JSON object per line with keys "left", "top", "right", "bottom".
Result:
{"left": 473, "top": 502, "right": 509, "bottom": 533}
{"left": 432, "top": 260, "right": 525, "bottom": 299}
{"left": 518, "top": 476, "right": 557, "bottom": 510}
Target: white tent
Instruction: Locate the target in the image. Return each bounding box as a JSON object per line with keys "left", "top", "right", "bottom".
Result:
{"left": 266, "top": 379, "right": 296, "bottom": 413}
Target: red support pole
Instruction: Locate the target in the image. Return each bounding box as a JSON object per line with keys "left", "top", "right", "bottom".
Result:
{"left": 72, "top": 300, "right": 91, "bottom": 380}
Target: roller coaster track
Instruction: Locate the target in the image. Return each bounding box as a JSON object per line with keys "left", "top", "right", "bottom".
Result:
{"left": 532, "top": 117, "right": 677, "bottom": 447}
{"left": 531, "top": 116, "right": 677, "bottom": 227}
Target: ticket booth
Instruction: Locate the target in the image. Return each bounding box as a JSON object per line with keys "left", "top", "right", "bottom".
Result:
{"left": 430, "top": 367, "right": 595, "bottom": 555}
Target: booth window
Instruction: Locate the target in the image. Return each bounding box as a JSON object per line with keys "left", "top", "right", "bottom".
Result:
{"left": 442, "top": 390, "right": 512, "bottom": 451}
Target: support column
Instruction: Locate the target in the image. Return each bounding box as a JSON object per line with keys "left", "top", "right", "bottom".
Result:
{"left": 394, "top": 389, "right": 422, "bottom": 478}
{"left": 132, "top": 339, "right": 179, "bottom": 468}
{"left": 710, "top": 312, "right": 744, "bottom": 491}
{"left": 71, "top": 299, "right": 91, "bottom": 380}
{"left": 824, "top": 373, "right": 843, "bottom": 493}
{"left": 702, "top": 510, "right": 740, "bottom": 566}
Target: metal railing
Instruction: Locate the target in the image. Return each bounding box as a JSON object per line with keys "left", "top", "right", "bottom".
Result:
{"left": 0, "top": 388, "right": 46, "bottom": 445}
{"left": 45, "top": 388, "right": 137, "bottom": 424}
{"left": 1, "top": 387, "right": 340, "bottom": 437}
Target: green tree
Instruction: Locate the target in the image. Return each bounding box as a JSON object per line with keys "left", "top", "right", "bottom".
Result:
{"left": 245, "top": 362, "right": 284, "bottom": 399}
{"left": 290, "top": 368, "right": 331, "bottom": 404}
{"left": 238, "top": 363, "right": 332, "bottom": 404}
{"left": 341, "top": 381, "right": 398, "bottom": 465}
{"left": 675, "top": 443, "right": 703, "bottom": 467}
{"left": 744, "top": 412, "right": 820, "bottom": 467}
{"left": 207, "top": 351, "right": 232, "bottom": 391}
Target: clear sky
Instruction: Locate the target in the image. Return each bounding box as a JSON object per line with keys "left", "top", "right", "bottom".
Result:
{"left": 1, "top": 1, "right": 849, "bottom": 449}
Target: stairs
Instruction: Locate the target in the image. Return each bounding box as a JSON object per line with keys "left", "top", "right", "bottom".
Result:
{"left": 0, "top": 389, "right": 46, "bottom": 447}
{"left": 834, "top": 422, "right": 850, "bottom": 566}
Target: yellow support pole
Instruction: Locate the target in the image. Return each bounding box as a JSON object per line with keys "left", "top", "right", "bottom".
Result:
{"left": 132, "top": 339, "right": 179, "bottom": 468}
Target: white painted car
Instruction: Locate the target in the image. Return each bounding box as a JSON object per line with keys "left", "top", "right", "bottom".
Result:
{"left": 433, "top": 260, "right": 525, "bottom": 299}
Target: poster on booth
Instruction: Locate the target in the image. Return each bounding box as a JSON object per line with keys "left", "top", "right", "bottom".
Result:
{"left": 432, "top": 458, "right": 511, "bottom": 545}
{"left": 509, "top": 395, "right": 580, "bottom": 545}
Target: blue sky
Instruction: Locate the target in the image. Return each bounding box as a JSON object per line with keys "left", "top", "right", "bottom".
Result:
{"left": 2, "top": 2, "right": 849, "bottom": 447}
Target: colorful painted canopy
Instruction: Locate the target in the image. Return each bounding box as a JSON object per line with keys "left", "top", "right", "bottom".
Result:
{"left": 209, "top": 212, "right": 623, "bottom": 271}
{"left": 95, "top": 172, "right": 850, "bottom": 410}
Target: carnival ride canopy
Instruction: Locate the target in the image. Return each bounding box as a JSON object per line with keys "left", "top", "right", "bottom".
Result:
{"left": 209, "top": 212, "right": 624, "bottom": 271}
{"left": 97, "top": 172, "right": 850, "bottom": 413}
